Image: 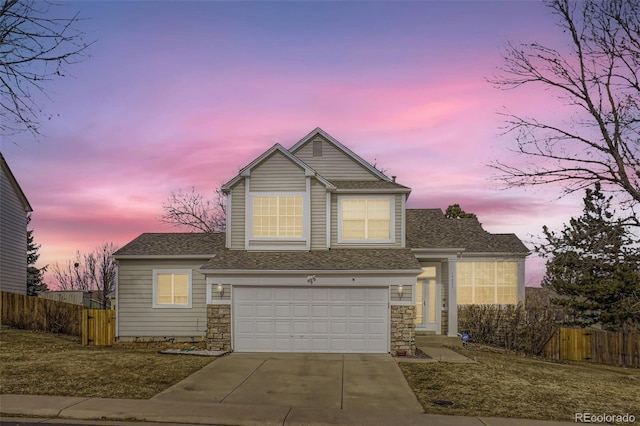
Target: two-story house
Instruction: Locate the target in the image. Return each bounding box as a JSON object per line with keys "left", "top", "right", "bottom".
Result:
{"left": 113, "top": 128, "right": 528, "bottom": 354}
{"left": 1, "top": 152, "right": 33, "bottom": 295}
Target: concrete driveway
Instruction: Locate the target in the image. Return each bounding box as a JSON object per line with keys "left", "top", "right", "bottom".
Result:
{"left": 152, "top": 353, "right": 423, "bottom": 413}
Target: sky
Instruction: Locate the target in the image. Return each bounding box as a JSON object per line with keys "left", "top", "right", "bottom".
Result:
{"left": 1, "top": 0, "right": 587, "bottom": 288}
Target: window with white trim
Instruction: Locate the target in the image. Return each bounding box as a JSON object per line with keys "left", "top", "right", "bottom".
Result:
{"left": 153, "top": 270, "right": 192, "bottom": 308}
{"left": 339, "top": 196, "right": 393, "bottom": 242}
{"left": 252, "top": 195, "right": 303, "bottom": 238}
{"left": 457, "top": 261, "right": 518, "bottom": 305}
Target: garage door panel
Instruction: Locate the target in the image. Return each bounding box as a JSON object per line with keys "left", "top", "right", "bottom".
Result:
{"left": 255, "top": 287, "right": 274, "bottom": 300}
{"left": 349, "top": 322, "right": 366, "bottom": 334}
{"left": 330, "top": 305, "right": 348, "bottom": 317}
{"left": 348, "top": 288, "right": 368, "bottom": 302}
{"left": 331, "top": 321, "right": 347, "bottom": 334}
{"left": 312, "top": 321, "right": 328, "bottom": 333}
{"left": 330, "top": 289, "right": 347, "bottom": 301}
{"left": 311, "top": 304, "right": 329, "bottom": 317}
{"left": 255, "top": 304, "right": 274, "bottom": 317}
{"left": 255, "top": 320, "right": 274, "bottom": 333}
{"left": 311, "top": 338, "right": 329, "bottom": 351}
{"left": 274, "top": 304, "right": 291, "bottom": 317}
{"left": 233, "top": 287, "right": 388, "bottom": 353}
{"left": 369, "top": 305, "right": 387, "bottom": 317}
{"left": 274, "top": 321, "right": 291, "bottom": 334}
{"left": 293, "top": 305, "right": 309, "bottom": 317}
{"left": 292, "top": 320, "right": 309, "bottom": 333}
{"left": 349, "top": 305, "right": 367, "bottom": 317}
{"left": 311, "top": 288, "right": 329, "bottom": 301}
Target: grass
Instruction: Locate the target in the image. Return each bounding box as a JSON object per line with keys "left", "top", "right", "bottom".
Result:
{"left": 0, "top": 327, "right": 215, "bottom": 399}
{"left": 399, "top": 346, "right": 640, "bottom": 421}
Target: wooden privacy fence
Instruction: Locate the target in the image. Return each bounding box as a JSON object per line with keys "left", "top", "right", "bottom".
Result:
{"left": 544, "top": 327, "right": 640, "bottom": 368}
{"left": 82, "top": 308, "right": 115, "bottom": 346}
{"left": 1, "top": 290, "right": 82, "bottom": 336}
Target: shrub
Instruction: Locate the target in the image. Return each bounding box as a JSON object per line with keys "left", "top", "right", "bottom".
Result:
{"left": 458, "top": 303, "right": 559, "bottom": 356}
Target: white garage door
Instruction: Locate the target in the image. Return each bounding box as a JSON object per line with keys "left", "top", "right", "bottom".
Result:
{"left": 233, "top": 287, "right": 388, "bottom": 353}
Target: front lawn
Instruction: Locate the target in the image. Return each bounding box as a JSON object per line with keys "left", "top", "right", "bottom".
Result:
{"left": 399, "top": 347, "right": 640, "bottom": 421}
{"left": 0, "top": 327, "right": 214, "bottom": 399}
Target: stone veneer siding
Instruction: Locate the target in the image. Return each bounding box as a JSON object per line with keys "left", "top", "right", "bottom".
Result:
{"left": 207, "top": 304, "right": 231, "bottom": 351}
{"left": 390, "top": 305, "right": 416, "bottom": 355}
{"left": 441, "top": 308, "right": 449, "bottom": 336}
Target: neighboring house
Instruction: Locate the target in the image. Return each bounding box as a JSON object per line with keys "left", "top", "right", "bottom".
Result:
{"left": 38, "top": 290, "right": 111, "bottom": 309}
{"left": 114, "top": 128, "right": 529, "bottom": 354}
{"left": 0, "top": 153, "right": 32, "bottom": 295}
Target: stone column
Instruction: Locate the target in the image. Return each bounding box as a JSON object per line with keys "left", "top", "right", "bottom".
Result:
{"left": 390, "top": 305, "right": 416, "bottom": 356}
{"left": 206, "top": 304, "right": 231, "bottom": 351}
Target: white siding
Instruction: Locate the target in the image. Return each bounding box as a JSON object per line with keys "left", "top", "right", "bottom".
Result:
{"left": 117, "top": 259, "right": 208, "bottom": 337}
{"left": 330, "top": 194, "right": 403, "bottom": 248}
{"left": 230, "top": 180, "right": 245, "bottom": 250}
{"left": 0, "top": 167, "right": 27, "bottom": 294}
{"left": 293, "top": 136, "right": 379, "bottom": 181}
{"left": 310, "top": 179, "right": 327, "bottom": 249}
{"left": 249, "top": 151, "right": 305, "bottom": 192}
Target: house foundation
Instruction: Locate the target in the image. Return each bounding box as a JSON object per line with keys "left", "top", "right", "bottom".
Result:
{"left": 206, "top": 304, "right": 231, "bottom": 351}
{"left": 390, "top": 305, "right": 416, "bottom": 356}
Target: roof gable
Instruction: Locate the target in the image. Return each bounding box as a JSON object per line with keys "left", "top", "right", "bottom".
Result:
{"left": 289, "top": 128, "right": 390, "bottom": 181}
{"left": 0, "top": 152, "right": 32, "bottom": 212}
{"left": 222, "top": 143, "right": 335, "bottom": 192}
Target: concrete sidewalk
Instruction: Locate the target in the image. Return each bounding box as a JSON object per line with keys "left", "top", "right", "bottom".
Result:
{"left": 413, "top": 334, "right": 476, "bottom": 363}
{"left": 0, "top": 394, "right": 579, "bottom": 426}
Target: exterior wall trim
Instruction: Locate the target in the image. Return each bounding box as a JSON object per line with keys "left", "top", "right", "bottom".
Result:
{"left": 226, "top": 191, "right": 232, "bottom": 248}
{"left": 200, "top": 269, "right": 422, "bottom": 276}
{"left": 113, "top": 255, "right": 215, "bottom": 260}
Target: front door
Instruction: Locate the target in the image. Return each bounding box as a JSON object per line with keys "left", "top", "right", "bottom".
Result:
{"left": 414, "top": 264, "right": 441, "bottom": 333}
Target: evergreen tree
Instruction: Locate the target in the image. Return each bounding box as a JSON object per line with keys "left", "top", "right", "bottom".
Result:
{"left": 445, "top": 204, "right": 477, "bottom": 219}
{"left": 536, "top": 184, "right": 640, "bottom": 331}
{"left": 27, "top": 214, "right": 48, "bottom": 296}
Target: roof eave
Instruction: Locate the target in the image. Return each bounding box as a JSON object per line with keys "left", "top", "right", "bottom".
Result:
{"left": 411, "top": 248, "right": 466, "bottom": 254}
{"left": 460, "top": 251, "right": 531, "bottom": 258}
{"left": 199, "top": 268, "right": 423, "bottom": 275}
{"left": 221, "top": 143, "right": 336, "bottom": 191}
{"left": 1, "top": 152, "right": 33, "bottom": 212}
{"left": 113, "top": 254, "right": 216, "bottom": 260}
{"left": 335, "top": 188, "right": 411, "bottom": 194}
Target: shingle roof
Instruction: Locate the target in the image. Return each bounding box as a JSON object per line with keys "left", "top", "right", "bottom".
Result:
{"left": 200, "top": 249, "right": 421, "bottom": 271}
{"left": 330, "top": 180, "right": 411, "bottom": 191}
{"left": 113, "top": 233, "right": 225, "bottom": 257}
{"left": 406, "top": 209, "right": 529, "bottom": 254}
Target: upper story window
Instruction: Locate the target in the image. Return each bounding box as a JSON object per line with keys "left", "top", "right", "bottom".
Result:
{"left": 338, "top": 196, "right": 393, "bottom": 243}
{"left": 153, "top": 269, "right": 192, "bottom": 308}
{"left": 253, "top": 195, "right": 303, "bottom": 238}
{"left": 457, "top": 261, "right": 518, "bottom": 305}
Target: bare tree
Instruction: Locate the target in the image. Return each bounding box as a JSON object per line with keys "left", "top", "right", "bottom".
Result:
{"left": 0, "top": 0, "right": 91, "bottom": 137}
{"left": 161, "top": 186, "right": 226, "bottom": 232}
{"left": 51, "top": 243, "right": 118, "bottom": 308}
{"left": 490, "top": 0, "right": 640, "bottom": 216}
